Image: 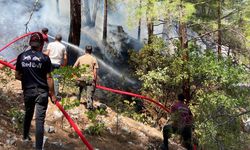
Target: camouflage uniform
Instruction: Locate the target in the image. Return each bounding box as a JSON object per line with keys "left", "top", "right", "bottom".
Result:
{"left": 74, "top": 53, "right": 98, "bottom": 110}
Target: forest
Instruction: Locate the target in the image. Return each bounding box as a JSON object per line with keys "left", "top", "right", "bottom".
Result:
{"left": 0, "top": 0, "right": 250, "bottom": 150}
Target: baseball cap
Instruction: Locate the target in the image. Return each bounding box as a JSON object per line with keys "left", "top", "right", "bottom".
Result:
{"left": 29, "top": 32, "right": 44, "bottom": 47}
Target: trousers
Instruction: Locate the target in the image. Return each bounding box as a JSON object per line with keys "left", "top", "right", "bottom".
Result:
{"left": 162, "top": 124, "right": 193, "bottom": 150}
{"left": 52, "top": 64, "right": 60, "bottom": 96}
{"left": 23, "top": 88, "right": 48, "bottom": 150}
{"left": 77, "top": 80, "right": 95, "bottom": 109}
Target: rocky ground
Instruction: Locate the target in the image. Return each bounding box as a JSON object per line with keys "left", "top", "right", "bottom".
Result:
{"left": 0, "top": 68, "right": 185, "bottom": 150}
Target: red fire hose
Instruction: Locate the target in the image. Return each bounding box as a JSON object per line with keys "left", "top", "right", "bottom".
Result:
{"left": 0, "top": 32, "right": 170, "bottom": 114}
{"left": 96, "top": 85, "right": 170, "bottom": 113}
{"left": 0, "top": 32, "right": 34, "bottom": 52}
{"left": 0, "top": 60, "right": 94, "bottom": 150}
{"left": 9, "top": 58, "right": 17, "bottom": 64}
{"left": 0, "top": 32, "right": 94, "bottom": 150}
{"left": 55, "top": 101, "right": 94, "bottom": 150}
{"left": 0, "top": 59, "right": 16, "bottom": 70}
{"left": 0, "top": 32, "right": 172, "bottom": 150}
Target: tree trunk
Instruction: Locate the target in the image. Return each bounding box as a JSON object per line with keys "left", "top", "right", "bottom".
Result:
{"left": 179, "top": 22, "right": 190, "bottom": 102}
{"left": 138, "top": 18, "right": 142, "bottom": 41}
{"left": 147, "top": 21, "right": 154, "bottom": 44}
{"left": 162, "top": 17, "right": 171, "bottom": 41}
{"left": 137, "top": 0, "right": 142, "bottom": 41}
{"left": 179, "top": 22, "right": 188, "bottom": 52}
{"left": 82, "top": 0, "right": 91, "bottom": 26}
{"left": 91, "top": 0, "right": 100, "bottom": 27}
{"left": 217, "top": 0, "right": 222, "bottom": 58}
{"left": 68, "top": 0, "right": 81, "bottom": 65}
{"left": 146, "top": 1, "right": 154, "bottom": 44}
{"left": 68, "top": 0, "right": 81, "bottom": 45}
{"left": 56, "top": 0, "right": 60, "bottom": 16}
{"left": 103, "top": 0, "right": 108, "bottom": 42}
{"left": 179, "top": 1, "right": 190, "bottom": 102}
{"left": 227, "top": 47, "right": 231, "bottom": 57}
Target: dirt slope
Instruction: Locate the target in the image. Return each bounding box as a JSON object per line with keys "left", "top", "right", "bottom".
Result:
{"left": 0, "top": 69, "right": 184, "bottom": 150}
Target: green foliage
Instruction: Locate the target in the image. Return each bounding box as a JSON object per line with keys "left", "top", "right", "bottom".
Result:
{"left": 52, "top": 66, "right": 87, "bottom": 109}
{"left": 3, "top": 67, "right": 13, "bottom": 77}
{"left": 86, "top": 123, "right": 105, "bottom": 135}
{"left": 52, "top": 66, "right": 87, "bottom": 91}
{"left": 7, "top": 108, "right": 24, "bottom": 123}
{"left": 127, "top": 0, "right": 195, "bottom": 28}
{"left": 190, "top": 91, "right": 249, "bottom": 150}
{"left": 7, "top": 108, "right": 24, "bottom": 130}
{"left": 0, "top": 67, "right": 14, "bottom": 85}
{"left": 61, "top": 98, "right": 80, "bottom": 110}
{"left": 130, "top": 36, "right": 168, "bottom": 75}
{"left": 130, "top": 37, "right": 183, "bottom": 100}
{"left": 130, "top": 37, "right": 250, "bottom": 149}
{"left": 85, "top": 109, "right": 107, "bottom": 135}
{"left": 192, "top": 0, "right": 250, "bottom": 58}
{"left": 122, "top": 99, "right": 154, "bottom": 125}
{"left": 188, "top": 48, "right": 250, "bottom": 149}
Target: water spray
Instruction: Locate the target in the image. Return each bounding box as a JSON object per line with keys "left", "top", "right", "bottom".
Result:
{"left": 48, "top": 34, "right": 136, "bottom": 84}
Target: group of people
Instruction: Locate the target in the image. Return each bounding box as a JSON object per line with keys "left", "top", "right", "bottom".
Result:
{"left": 14, "top": 29, "right": 193, "bottom": 150}
{"left": 15, "top": 29, "right": 98, "bottom": 149}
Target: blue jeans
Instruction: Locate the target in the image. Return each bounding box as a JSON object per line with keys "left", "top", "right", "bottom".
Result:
{"left": 23, "top": 88, "right": 48, "bottom": 150}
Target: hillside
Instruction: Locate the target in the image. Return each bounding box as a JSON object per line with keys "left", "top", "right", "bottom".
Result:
{"left": 0, "top": 68, "right": 184, "bottom": 150}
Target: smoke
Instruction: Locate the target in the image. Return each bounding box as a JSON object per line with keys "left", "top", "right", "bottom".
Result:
{"left": 0, "top": 0, "right": 143, "bottom": 48}
{"left": 36, "top": 0, "right": 70, "bottom": 37}
{"left": 0, "top": 0, "right": 71, "bottom": 59}
{"left": 0, "top": 0, "right": 140, "bottom": 65}
{"left": 0, "top": 0, "right": 68, "bottom": 39}
{"left": 0, "top": 1, "right": 28, "bottom": 44}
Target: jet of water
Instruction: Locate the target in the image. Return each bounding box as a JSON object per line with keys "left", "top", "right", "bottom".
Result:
{"left": 48, "top": 34, "right": 136, "bottom": 84}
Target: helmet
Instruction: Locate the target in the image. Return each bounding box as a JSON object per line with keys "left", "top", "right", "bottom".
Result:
{"left": 29, "top": 32, "right": 44, "bottom": 48}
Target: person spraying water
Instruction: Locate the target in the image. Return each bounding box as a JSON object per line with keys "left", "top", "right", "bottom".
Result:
{"left": 44, "top": 34, "right": 68, "bottom": 97}
{"left": 73, "top": 45, "right": 99, "bottom": 110}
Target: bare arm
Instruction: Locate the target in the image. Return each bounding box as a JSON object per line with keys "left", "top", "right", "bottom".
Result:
{"left": 15, "top": 71, "right": 22, "bottom": 81}
{"left": 43, "top": 49, "right": 50, "bottom": 56}
{"left": 47, "top": 73, "right": 56, "bottom": 103}
{"left": 93, "top": 59, "right": 99, "bottom": 82}
{"left": 62, "top": 53, "right": 67, "bottom": 66}
{"left": 44, "top": 43, "right": 51, "bottom": 55}
{"left": 93, "top": 68, "right": 98, "bottom": 81}
{"left": 73, "top": 59, "right": 79, "bottom": 68}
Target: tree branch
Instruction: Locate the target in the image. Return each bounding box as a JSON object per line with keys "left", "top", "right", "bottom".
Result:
{"left": 25, "top": 0, "right": 40, "bottom": 33}
{"left": 154, "top": 22, "right": 166, "bottom": 26}
{"left": 233, "top": 110, "right": 250, "bottom": 118}
{"left": 220, "top": 9, "right": 239, "bottom": 20}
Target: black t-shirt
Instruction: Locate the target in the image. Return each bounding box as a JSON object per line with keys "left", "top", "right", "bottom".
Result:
{"left": 16, "top": 49, "right": 52, "bottom": 90}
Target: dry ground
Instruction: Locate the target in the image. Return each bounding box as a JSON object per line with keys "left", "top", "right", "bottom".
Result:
{"left": 0, "top": 68, "right": 184, "bottom": 150}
